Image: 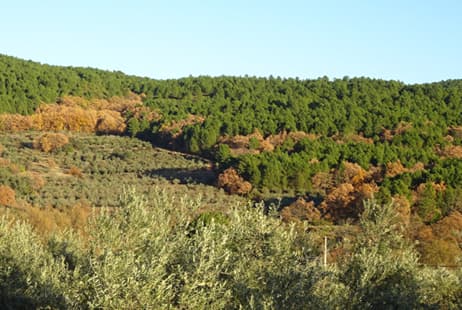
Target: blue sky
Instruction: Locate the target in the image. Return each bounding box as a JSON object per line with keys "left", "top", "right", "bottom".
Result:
{"left": 1, "top": 0, "right": 461, "bottom": 83}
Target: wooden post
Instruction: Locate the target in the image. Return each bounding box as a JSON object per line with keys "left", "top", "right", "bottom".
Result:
{"left": 324, "top": 236, "right": 327, "bottom": 267}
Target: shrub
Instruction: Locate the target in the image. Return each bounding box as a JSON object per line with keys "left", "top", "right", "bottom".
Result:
{"left": 0, "top": 217, "right": 68, "bottom": 308}
{"left": 0, "top": 185, "right": 16, "bottom": 207}
{"left": 217, "top": 167, "right": 252, "bottom": 195}
{"left": 420, "top": 239, "right": 461, "bottom": 267}
{"left": 33, "top": 133, "right": 69, "bottom": 153}
{"left": 26, "top": 171, "right": 46, "bottom": 190}
{"left": 67, "top": 166, "right": 83, "bottom": 178}
{"left": 280, "top": 197, "right": 321, "bottom": 223}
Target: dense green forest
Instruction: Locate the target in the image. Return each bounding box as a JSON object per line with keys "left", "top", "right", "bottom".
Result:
{"left": 2, "top": 54, "right": 462, "bottom": 224}
{"left": 0, "top": 55, "right": 136, "bottom": 114}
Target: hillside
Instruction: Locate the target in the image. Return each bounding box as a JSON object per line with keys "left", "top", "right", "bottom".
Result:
{"left": 0, "top": 131, "right": 243, "bottom": 233}
{"left": 0, "top": 54, "right": 462, "bottom": 307}
{"left": 1, "top": 54, "right": 462, "bottom": 262}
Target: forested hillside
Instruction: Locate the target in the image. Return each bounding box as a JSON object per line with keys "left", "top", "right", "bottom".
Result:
{"left": 0, "top": 55, "right": 137, "bottom": 114}
{"left": 1, "top": 54, "right": 462, "bottom": 263}
{"left": 1, "top": 54, "right": 462, "bottom": 307}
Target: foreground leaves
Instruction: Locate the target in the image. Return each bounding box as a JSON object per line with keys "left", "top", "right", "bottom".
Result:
{"left": 0, "top": 191, "right": 461, "bottom": 309}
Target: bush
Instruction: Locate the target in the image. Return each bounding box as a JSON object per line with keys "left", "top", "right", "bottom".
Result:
{"left": 217, "top": 167, "right": 252, "bottom": 195}
{"left": 0, "top": 185, "right": 16, "bottom": 207}
{"left": 67, "top": 166, "right": 83, "bottom": 178}
{"left": 33, "top": 133, "right": 69, "bottom": 153}
{"left": 0, "top": 218, "right": 69, "bottom": 308}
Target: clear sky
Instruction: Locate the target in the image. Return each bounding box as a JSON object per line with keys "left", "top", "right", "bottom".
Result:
{"left": 1, "top": 0, "right": 461, "bottom": 83}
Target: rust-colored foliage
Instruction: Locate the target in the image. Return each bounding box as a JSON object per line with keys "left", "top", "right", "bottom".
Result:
{"left": 280, "top": 197, "right": 321, "bottom": 223}
{"left": 409, "top": 162, "right": 425, "bottom": 173}
{"left": 416, "top": 225, "right": 435, "bottom": 241}
{"left": 311, "top": 171, "right": 334, "bottom": 195}
{"left": 385, "top": 160, "right": 407, "bottom": 178}
{"left": 438, "top": 145, "right": 462, "bottom": 159}
{"left": 345, "top": 134, "right": 374, "bottom": 144}
{"left": 367, "top": 165, "right": 384, "bottom": 183}
{"left": 419, "top": 239, "right": 461, "bottom": 267}
{"left": 218, "top": 129, "right": 266, "bottom": 155}
{"left": 33, "top": 133, "right": 69, "bottom": 153}
{"left": 381, "top": 128, "right": 394, "bottom": 141}
{"left": 67, "top": 166, "right": 83, "bottom": 178}
{"left": 0, "top": 158, "right": 10, "bottom": 167}
{"left": 416, "top": 182, "right": 446, "bottom": 195}
{"left": 95, "top": 110, "right": 127, "bottom": 134}
{"left": 432, "top": 211, "right": 462, "bottom": 244}
{"left": 25, "top": 171, "right": 46, "bottom": 190}
{"left": 448, "top": 126, "right": 462, "bottom": 139}
{"left": 320, "top": 179, "right": 379, "bottom": 223}
{"left": 415, "top": 211, "right": 462, "bottom": 266}
{"left": 267, "top": 130, "right": 318, "bottom": 149}
{"left": 0, "top": 114, "right": 33, "bottom": 131}
{"left": 217, "top": 167, "right": 252, "bottom": 195}
{"left": 0, "top": 94, "right": 138, "bottom": 134}
{"left": 320, "top": 183, "right": 357, "bottom": 221}
{"left": 59, "top": 93, "right": 142, "bottom": 112}
{"left": 0, "top": 185, "right": 16, "bottom": 207}
{"left": 219, "top": 130, "right": 318, "bottom": 156}
{"left": 160, "top": 114, "right": 205, "bottom": 138}
{"left": 394, "top": 121, "right": 412, "bottom": 135}
{"left": 341, "top": 162, "right": 367, "bottom": 185}
{"left": 356, "top": 182, "right": 379, "bottom": 200}
{"left": 315, "top": 162, "right": 381, "bottom": 222}
{"left": 380, "top": 122, "right": 412, "bottom": 141}
{"left": 13, "top": 202, "right": 93, "bottom": 236}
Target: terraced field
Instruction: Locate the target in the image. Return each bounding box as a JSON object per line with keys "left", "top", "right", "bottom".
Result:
{"left": 0, "top": 132, "right": 245, "bottom": 229}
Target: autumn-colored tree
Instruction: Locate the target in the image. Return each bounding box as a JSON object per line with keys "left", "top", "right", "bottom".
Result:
{"left": 386, "top": 160, "right": 407, "bottom": 177}
{"left": 280, "top": 197, "right": 321, "bottom": 223}
{"left": 96, "top": 110, "right": 126, "bottom": 134}
{"left": 341, "top": 162, "right": 367, "bottom": 185}
{"left": 420, "top": 239, "right": 461, "bottom": 266}
{"left": 0, "top": 114, "right": 33, "bottom": 131}
{"left": 432, "top": 211, "right": 462, "bottom": 245}
{"left": 320, "top": 183, "right": 356, "bottom": 221}
{"left": 415, "top": 210, "right": 462, "bottom": 266}
{"left": 381, "top": 128, "right": 394, "bottom": 141}
{"left": 320, "top": 178, "right": 379, "bottom": 223}
{"left": 311, "top": 171, "right": 334, "bottom": 195}
{"left": 217, "top": 167, "right": 252, "bottom": 195}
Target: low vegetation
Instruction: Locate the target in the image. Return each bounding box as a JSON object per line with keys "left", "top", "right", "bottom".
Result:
{"left": 0, "top": 132, "right": 241, "bottom": 235}
{"left": 0, "top": 191, "right": 460, "bottom": 309}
